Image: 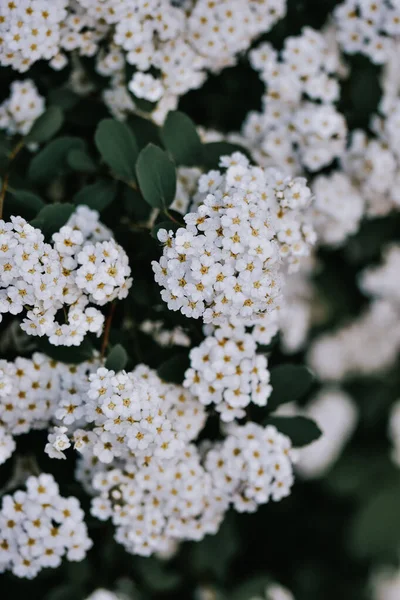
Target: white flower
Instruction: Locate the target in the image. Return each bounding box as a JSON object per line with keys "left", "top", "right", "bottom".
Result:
{"left": 153, "top": 154, "right": 315, "bottom": 326}
{"left": 128, "top": 72, "right": 164, "bottom": 102}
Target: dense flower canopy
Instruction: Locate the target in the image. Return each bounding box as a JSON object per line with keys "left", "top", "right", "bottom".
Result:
{"left": 1, "top": 1, "right": 400, "bottom": 600}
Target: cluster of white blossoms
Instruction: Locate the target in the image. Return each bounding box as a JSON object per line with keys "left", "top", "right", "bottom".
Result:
{"left": 0, "top": 0, "right": 287, "bottom": 119}
{"left": 90, "top": 444, "right": 227, "bottom": 557}
{"left": 0, "top": 353, "right": 98, "bottom": 466}
{"left": 245, "top": 27, "right": 346, "bottom": 173}
{"left": 0, "top": 473, "right": 91, "bottom": 579}
{"left": 47, "top": 364, "right": 206, "bottom": 464}
{"left": 205, "top": 423, "right": 296, "bottom": 512}
{"left": 310, "top": 240, "right": 400, "bottom": 381}
{"left": 360, "top": 244, "right": 400, "bottom": 304}
{"left": 0, "top": 206, "right": 132, "bottom": 346}
{"left": 0, "top": 0, "right": 68, "bottom": 72}
{"left": 309, "top": 299, "right": 400, "bottom": 381}
{"left": 310, "top": 172, "right": 365, "bottom": 247}
{"left": 0, "top": 79, "right": 45, "bottom": 136}
{"left": 334, "top": 0, "right": 400, "bottom": 65}
{"left": 87, "top": 422, "right": 295, "bottom": 556}
{"left": 0, "top": 353, "right": 61, "bottom": 465}
{"left": 341, "top": 129, "right": 400, "bottom": 217}
{"left": 95, "top": 0, "right": 286, "bottom": 122}
{"left": 341, "top": 44, "right": 400, "bottom": 217}
{"left": 153, "top": 153, "right": 315, "bottom": 326}
{"left": 184, "top": 322, "right": 272, "bottom": 422}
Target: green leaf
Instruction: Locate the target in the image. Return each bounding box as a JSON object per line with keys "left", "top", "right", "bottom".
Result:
{"left": 201, "top": 141, "right": 251, "bottom": 170}
{"left": 349, "top": 479, "right": 400, "bottom": 558}
{"left": 157, "top": 352, "right": 190, "bottom": 384}
{"left": 25, "top": 106, "right": 64, "bottom": 144}
{"left": 162, "top": 110, "right": 203, "bottom": 166}
{"left": 105, "top": 344, "right": 128, "bottom": 372}
{"left": 136, "top": 144, "right": 176, "bottom": 209}
{"left": 128, "top": 114, "right": 162, "bottom": 150}
{"left": 28, "top": 136, "right": 84, "bottom": 184}
{"left": 95, "top": 119, "right": 138, "bottom": 181}
{"left": 36, "top": 336, "right": 94, "bottom": 364}
{"left": 73, "top": 179, "right": 117, "bottom": 211}
{"left": 9, "top": 188, "right": 44, "bottom": 219}
{"left": 31, "top": 202, "right": 75, "bottom": 237}
{"left": 265, "top": 416, "right": 322, "bottom": 448}
{"left": 67, "top": 148, "right": 97, "bottom": 173}
{"left": 268, "top": 364, "right": 314, "bottom": 412}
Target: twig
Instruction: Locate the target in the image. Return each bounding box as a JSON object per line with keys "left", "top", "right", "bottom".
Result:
{"left": 164, "top": 209, "right": 182, "bottom": 225}
{"left": 101, "top": 302, "right": 116, "bottom": 359}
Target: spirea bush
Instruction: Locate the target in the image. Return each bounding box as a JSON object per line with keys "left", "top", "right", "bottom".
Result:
{"left": 1, "top": 1, "right": 400, "bottom": 600}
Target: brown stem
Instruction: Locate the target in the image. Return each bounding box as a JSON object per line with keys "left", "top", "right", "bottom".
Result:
{"left": 164, "top": 209, "right": 182, "bottom": 225}
{"left": 0, "top": 173, "right": 9, "bottom": 219}
{"left": 101, "top": 302, "right": 116, "bottom": 359}
{"left": 0, "top": 139, "right": 25, "bottom": 219}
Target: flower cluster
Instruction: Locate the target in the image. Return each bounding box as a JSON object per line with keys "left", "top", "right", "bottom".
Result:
{"left": 0, "top": 79, "right": 45, "bottom": 136}
{"left": 0, "top": 207, "right": 132, "bottom": 346}
{"left": 245, "top": 27, "right": 346, "bottom": 173}
{"left": 0, "top": 0, "right": 68, "bottom": 72}
{"left": 153, "top": 153, "right": 315, "bottom": 326}
{"left": 335, "top": 0, "right": 400, "bottom": 65}
{"left": 0, "top": 474, "right": 91, "bottom": 579}
{"left": 341, "top": 130, "right": 400, "bottom": 217}
{"left": 310, "top": 172, "right": 365, "bottom": 246}
{"left": 0, "top": 0, "right": 287, "bottom": 120}
{"left": 308, "top": 299, "right": 400, "bottom": 381}
{"left": 310, "top": 240, "right": 400, "bottom": 382}
{"left": 48, "top": 364, "right": 206, "bottom": 464}
{"left": 205, "top": 423, "right": 296, "bottom": 512}
{"left": 0, "top": 353, "right": 97, "bottom": 466}
{"left": 184, "top": 322, "right": 272, "bottom": 422}
{"left": 90, "top": 445, "right": 227, "bottom": 557}
{"left": 360, "top": 243, "right": 400, "bottom": 304}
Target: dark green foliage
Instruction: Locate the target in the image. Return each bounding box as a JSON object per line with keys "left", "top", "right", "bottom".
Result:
{"left": 105, "top": 344, "right": 128, "bottom": 372}
{"left": 95, "top": 119, "right": 138, "bottom": 182}
{"left": 265, "top": 416, "right": 322, "bottom": 448}
{"left": 73, "top": 180, "right": 117, "bottom": 211}
{"left": 267, "top": 365, "right": 315, "bottom": 412}
{"left": 162, "top": 111, "right": 203, "bottom": 166}
{"left": 136, "top": 144, "right": 177, "bottom": 209}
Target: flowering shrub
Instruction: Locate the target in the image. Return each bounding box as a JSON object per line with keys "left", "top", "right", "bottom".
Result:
{"left": 2, "top": 1, "right": 400, "bottom": 600}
